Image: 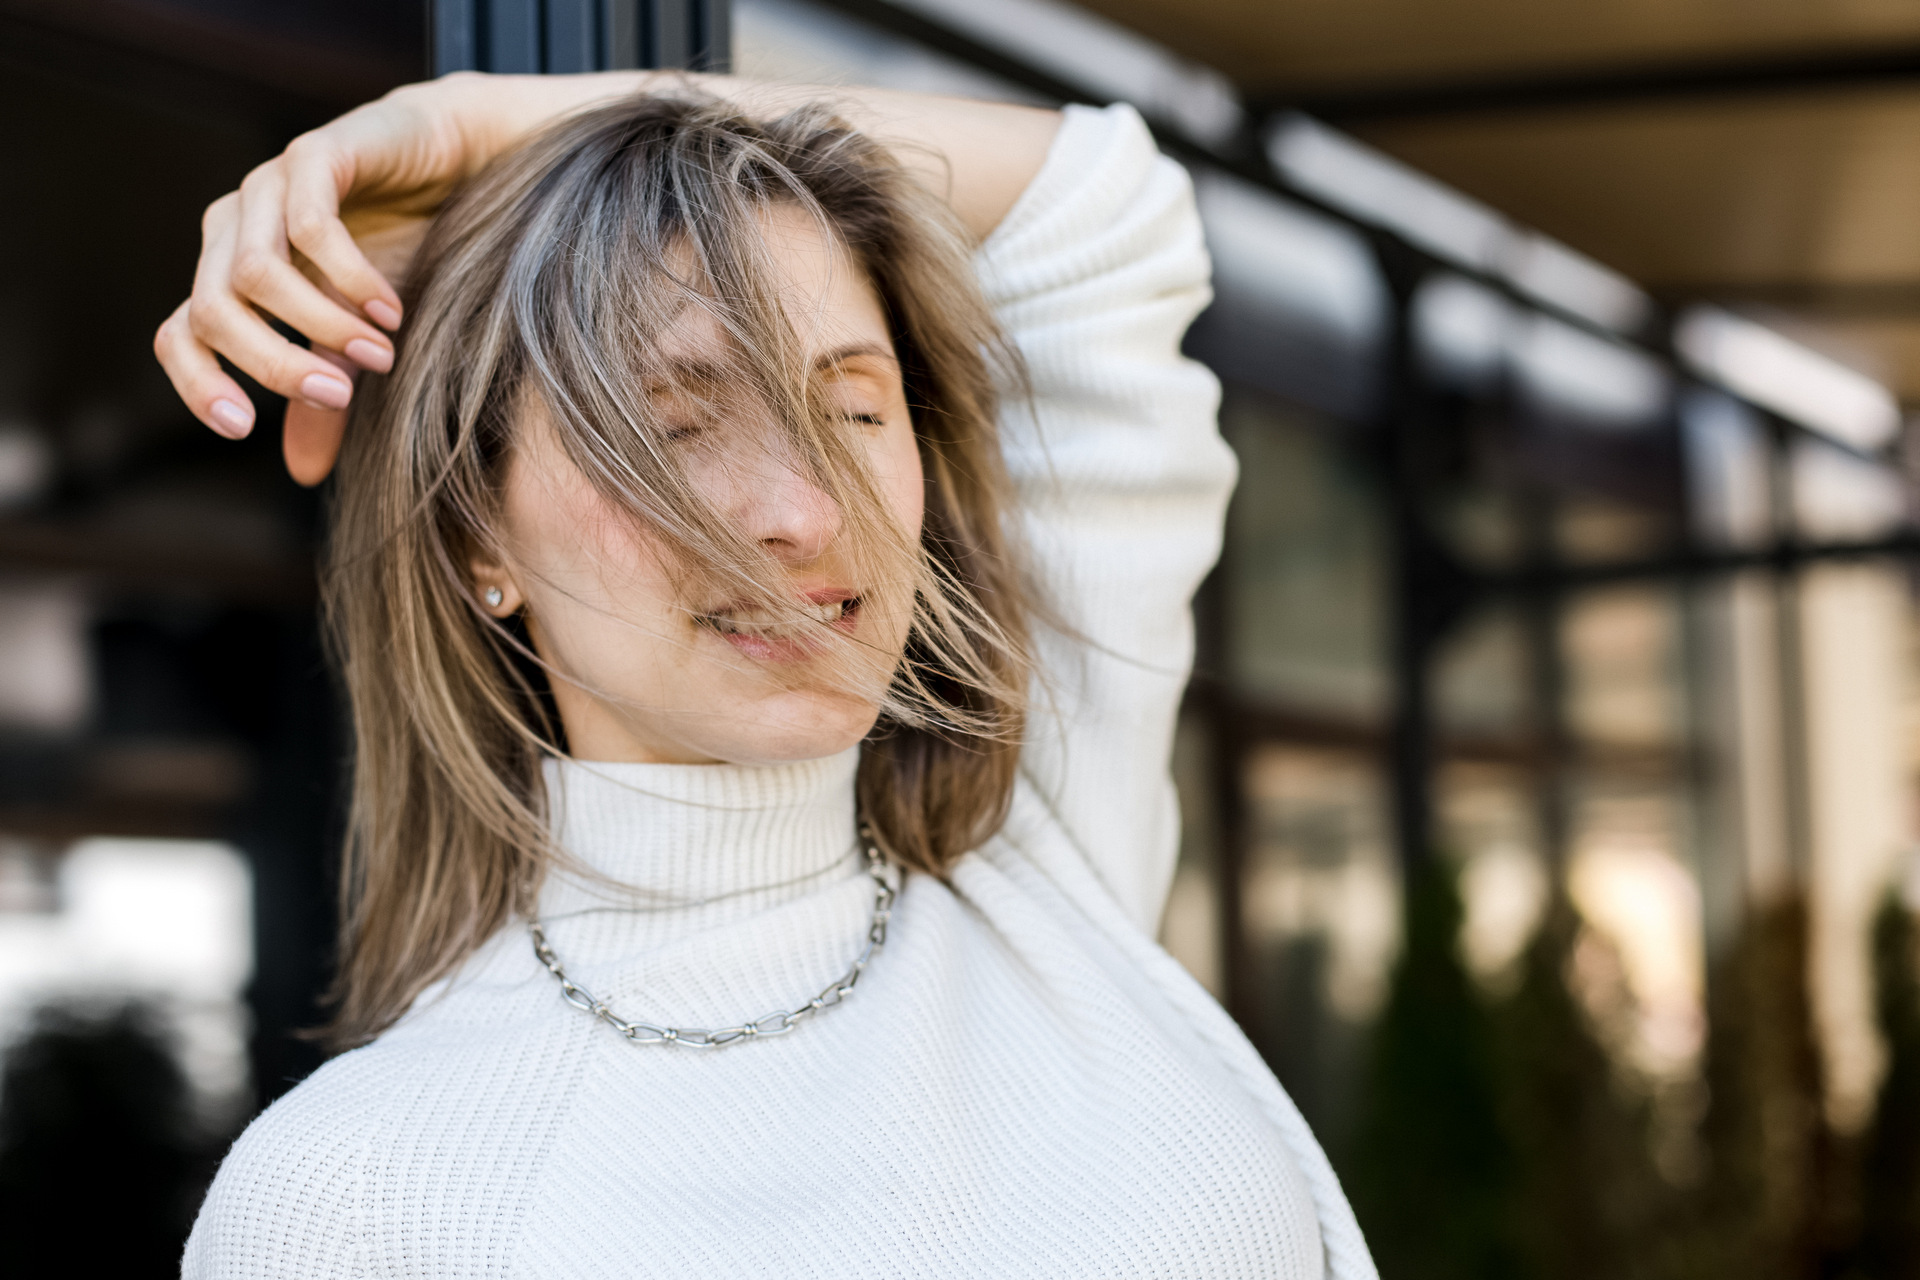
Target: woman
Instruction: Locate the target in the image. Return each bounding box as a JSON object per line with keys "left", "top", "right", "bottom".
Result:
{"left": 154, "top": 71, "right": 1375, "bottom": 1279}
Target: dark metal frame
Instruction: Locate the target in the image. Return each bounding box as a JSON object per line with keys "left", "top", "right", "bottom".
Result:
{"left": 432, "top": 0, "right": 729, "bottom": 76}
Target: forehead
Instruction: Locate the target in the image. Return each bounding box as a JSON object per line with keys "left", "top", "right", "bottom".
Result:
{"left": 657, "top": 202, "right": 894, "bottom": 368}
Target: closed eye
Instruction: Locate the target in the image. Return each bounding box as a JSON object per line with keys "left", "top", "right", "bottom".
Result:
{"left": 844, "top": 413, "right": 885, "bottom": 427}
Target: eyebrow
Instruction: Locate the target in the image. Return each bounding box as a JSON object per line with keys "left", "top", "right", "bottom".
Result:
{"left": 812, "top": 343, "right": 899, "bottom": 373}
{"left": 654, "top": 343, "right": 899, "bottom": 386}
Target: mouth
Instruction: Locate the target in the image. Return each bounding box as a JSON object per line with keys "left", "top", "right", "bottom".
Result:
{"left": 697, "top": 592, "right": 862, "bottom": 662}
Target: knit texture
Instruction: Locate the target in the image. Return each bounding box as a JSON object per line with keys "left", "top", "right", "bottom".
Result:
{"left": 183, "top": 103, "right": 1378, "bottom": 1280}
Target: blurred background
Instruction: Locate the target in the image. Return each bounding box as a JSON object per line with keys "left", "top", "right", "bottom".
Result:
{"left": 7, "top": 0, "right": 1920, "bottom": 1275}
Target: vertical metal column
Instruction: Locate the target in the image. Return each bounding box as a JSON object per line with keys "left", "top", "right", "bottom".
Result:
{"left": 432, "top": 0, "right": 730, "bottom": 77}
{"left": 1375, "top": 241, "right": 1475, "bottom": 877}
{"left": 1764, "top": 410, "right": 1815, "bottom": 889}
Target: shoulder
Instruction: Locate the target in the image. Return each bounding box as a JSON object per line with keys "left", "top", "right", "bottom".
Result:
{"left": 182, "top": 924, "right": 593, "bottom": 1277}
{"left": 182, "top": 1051, "right": 394, "bottom": 1278}
{"left": 185, "top": 965, "right": 598, "bottom": 1277}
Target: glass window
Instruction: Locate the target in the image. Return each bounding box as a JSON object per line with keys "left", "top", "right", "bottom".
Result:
{"left": 1222, "top": 395, "right": 1389, "bottom": 723}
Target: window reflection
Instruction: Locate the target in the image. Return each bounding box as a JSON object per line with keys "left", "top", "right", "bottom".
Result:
{"left": 1223, "top": 396, "right": 1389, "bottom": 722}
{"left": 1563, "top": 586, "right": 1683, "bottom": 752}
{"left": 1434, "top": 602, "right": 1531, "bottom": 739}
{"left": 1192, "top": 174, "right": 1388, "bottom": 420}
{"left": 1440, "top": 764, "right": 1547, "bottom": 990}
{"left": 1239, "top": 743, "right": 1397, "bottom": 1144}
{"left": 1682, "top": 390, "right": 1773, "bottom": 550}
{"left": 1565, "top": 780, "right": 1704, "bottom": 1080}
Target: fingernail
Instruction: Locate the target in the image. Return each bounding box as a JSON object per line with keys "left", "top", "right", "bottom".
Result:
{"left": 210, "top": 398, "right": 254, "bottom": 439}
{"left": 300, "top": 372, "right": 353, "bottom": 410}
{"left": 364, "top": 299, "right": 402, "bottom": 330}
{"left": 344, "top": 337, "right": 393, "bottom": 373}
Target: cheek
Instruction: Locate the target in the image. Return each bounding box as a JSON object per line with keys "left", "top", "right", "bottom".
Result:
{"left": 878, "top": 425, "right": 926, "bottom": 538}
{"left": 505, "top": 467, "right": 683, "bottom": 624}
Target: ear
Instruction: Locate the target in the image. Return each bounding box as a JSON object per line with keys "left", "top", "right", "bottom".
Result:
{"left": 469, "top": 551, "right": 527, "bottom": 618}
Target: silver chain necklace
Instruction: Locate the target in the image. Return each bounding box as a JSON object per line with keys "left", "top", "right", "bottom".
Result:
{"left": 529, "top": 822, "right": 896, "bottom": 1049}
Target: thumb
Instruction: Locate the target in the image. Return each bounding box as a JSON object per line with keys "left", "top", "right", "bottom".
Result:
{"left": 283, "top": 348, "right": 357, "bottom": 486}
{"left": 284, "top": 401, "right": 348, "bottom": 487}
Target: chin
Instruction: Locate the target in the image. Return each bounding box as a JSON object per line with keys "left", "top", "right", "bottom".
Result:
{"left": 712, "top": 691, "right": 882, "bottom": 766}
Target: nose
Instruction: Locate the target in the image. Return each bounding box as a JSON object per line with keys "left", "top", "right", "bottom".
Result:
{"left": 734, "top": 438, "right": 842, "bottom": 564}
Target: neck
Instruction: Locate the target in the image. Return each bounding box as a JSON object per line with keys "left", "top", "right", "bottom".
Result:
{"left": 536, "top": 747, "right": 864, "bottom": 933}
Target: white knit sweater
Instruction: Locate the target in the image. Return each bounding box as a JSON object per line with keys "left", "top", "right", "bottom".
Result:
{"left": 183, "top": 103, "right": 1377, "bottom": 1280}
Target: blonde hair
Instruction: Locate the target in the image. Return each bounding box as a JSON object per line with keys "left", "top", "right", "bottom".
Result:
{"left": 321, "top": 94, "right": 1032, "bottom": 1049}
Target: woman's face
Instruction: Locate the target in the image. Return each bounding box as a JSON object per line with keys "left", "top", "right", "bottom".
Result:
{"left": 471, "top": 205, "right": 925, "bottom": 765}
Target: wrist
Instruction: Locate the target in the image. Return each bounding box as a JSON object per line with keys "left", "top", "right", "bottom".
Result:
{"left": 422, "top": 71, "right": 664, "bottom": 176}
{"left": 489, "top": 70, "right": 682, "bottom": 137}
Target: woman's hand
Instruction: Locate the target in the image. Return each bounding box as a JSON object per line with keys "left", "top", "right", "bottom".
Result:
{"left": 152, "top": 72, "right": 652, "bottom": 484}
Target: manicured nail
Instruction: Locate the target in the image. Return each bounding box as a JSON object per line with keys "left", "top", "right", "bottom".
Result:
{"left": 300, "top": 372, "right": 353, "bottom": 409}
{"left": 364, "top": 299, "right": 402, "bottom": 330}
{"left": 209, "top": 398, "right": 254, "bottom": 439}
{"left": 344, "top": 337, "right": 393, "bottom": 373}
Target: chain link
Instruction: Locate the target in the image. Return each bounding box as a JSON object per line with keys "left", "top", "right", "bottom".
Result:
{"left": 529, "top": 823, "right": 896, "bottom": 1049}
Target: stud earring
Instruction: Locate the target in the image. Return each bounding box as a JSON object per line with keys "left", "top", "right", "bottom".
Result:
{"left": 483, "top": 587, "right": 505, "bottom": 609}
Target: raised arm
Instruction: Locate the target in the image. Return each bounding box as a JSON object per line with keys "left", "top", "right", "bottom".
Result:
{"left": 982, "top": 105, "right": 1232, "bottom": 933}
{"left": 151, "top": 72, "right": 1058, "bottom": 484}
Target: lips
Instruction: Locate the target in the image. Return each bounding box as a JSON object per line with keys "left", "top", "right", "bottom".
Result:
{"left": 712, "top": 597, "right": 850, "bottom": 630}
{"left": 698, "top": 590, "right": 862, "bottom": 661}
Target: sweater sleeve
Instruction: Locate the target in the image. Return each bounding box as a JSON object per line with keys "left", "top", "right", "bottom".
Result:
{"left": 976, "top": 103, "right": 1234, "bottom": 935}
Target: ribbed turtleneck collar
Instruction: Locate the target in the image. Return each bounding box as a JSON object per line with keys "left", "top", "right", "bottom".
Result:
{"left": 537, "top": 746, "right": 863, "bottom": 921}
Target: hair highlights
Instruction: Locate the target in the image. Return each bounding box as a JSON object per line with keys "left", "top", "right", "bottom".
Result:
{"left": 320, "top": 94, "right": 1032, "bottom": 1049}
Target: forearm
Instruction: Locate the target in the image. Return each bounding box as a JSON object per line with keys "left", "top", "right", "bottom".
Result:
{"left": 430, "top": 71, "right": 1061, "bottom": 240}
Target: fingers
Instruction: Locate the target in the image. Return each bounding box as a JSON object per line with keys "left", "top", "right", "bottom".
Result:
{"left": 157, "top": 284, "right": 355, "bottom": 486}
{"left": 161, "top": 92, "right": 440, "bottom": 473}
{"left": 186, "top": 187, "right": 358, "bottom": 415}
{"left": 154, "top": 300, "right": 257, "bottom": 439}
{"left": 282, "top": 131, "right": 405, "bottom": 331}
{"left": 231, "top": 160, "right": 395, "bottom": 370}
